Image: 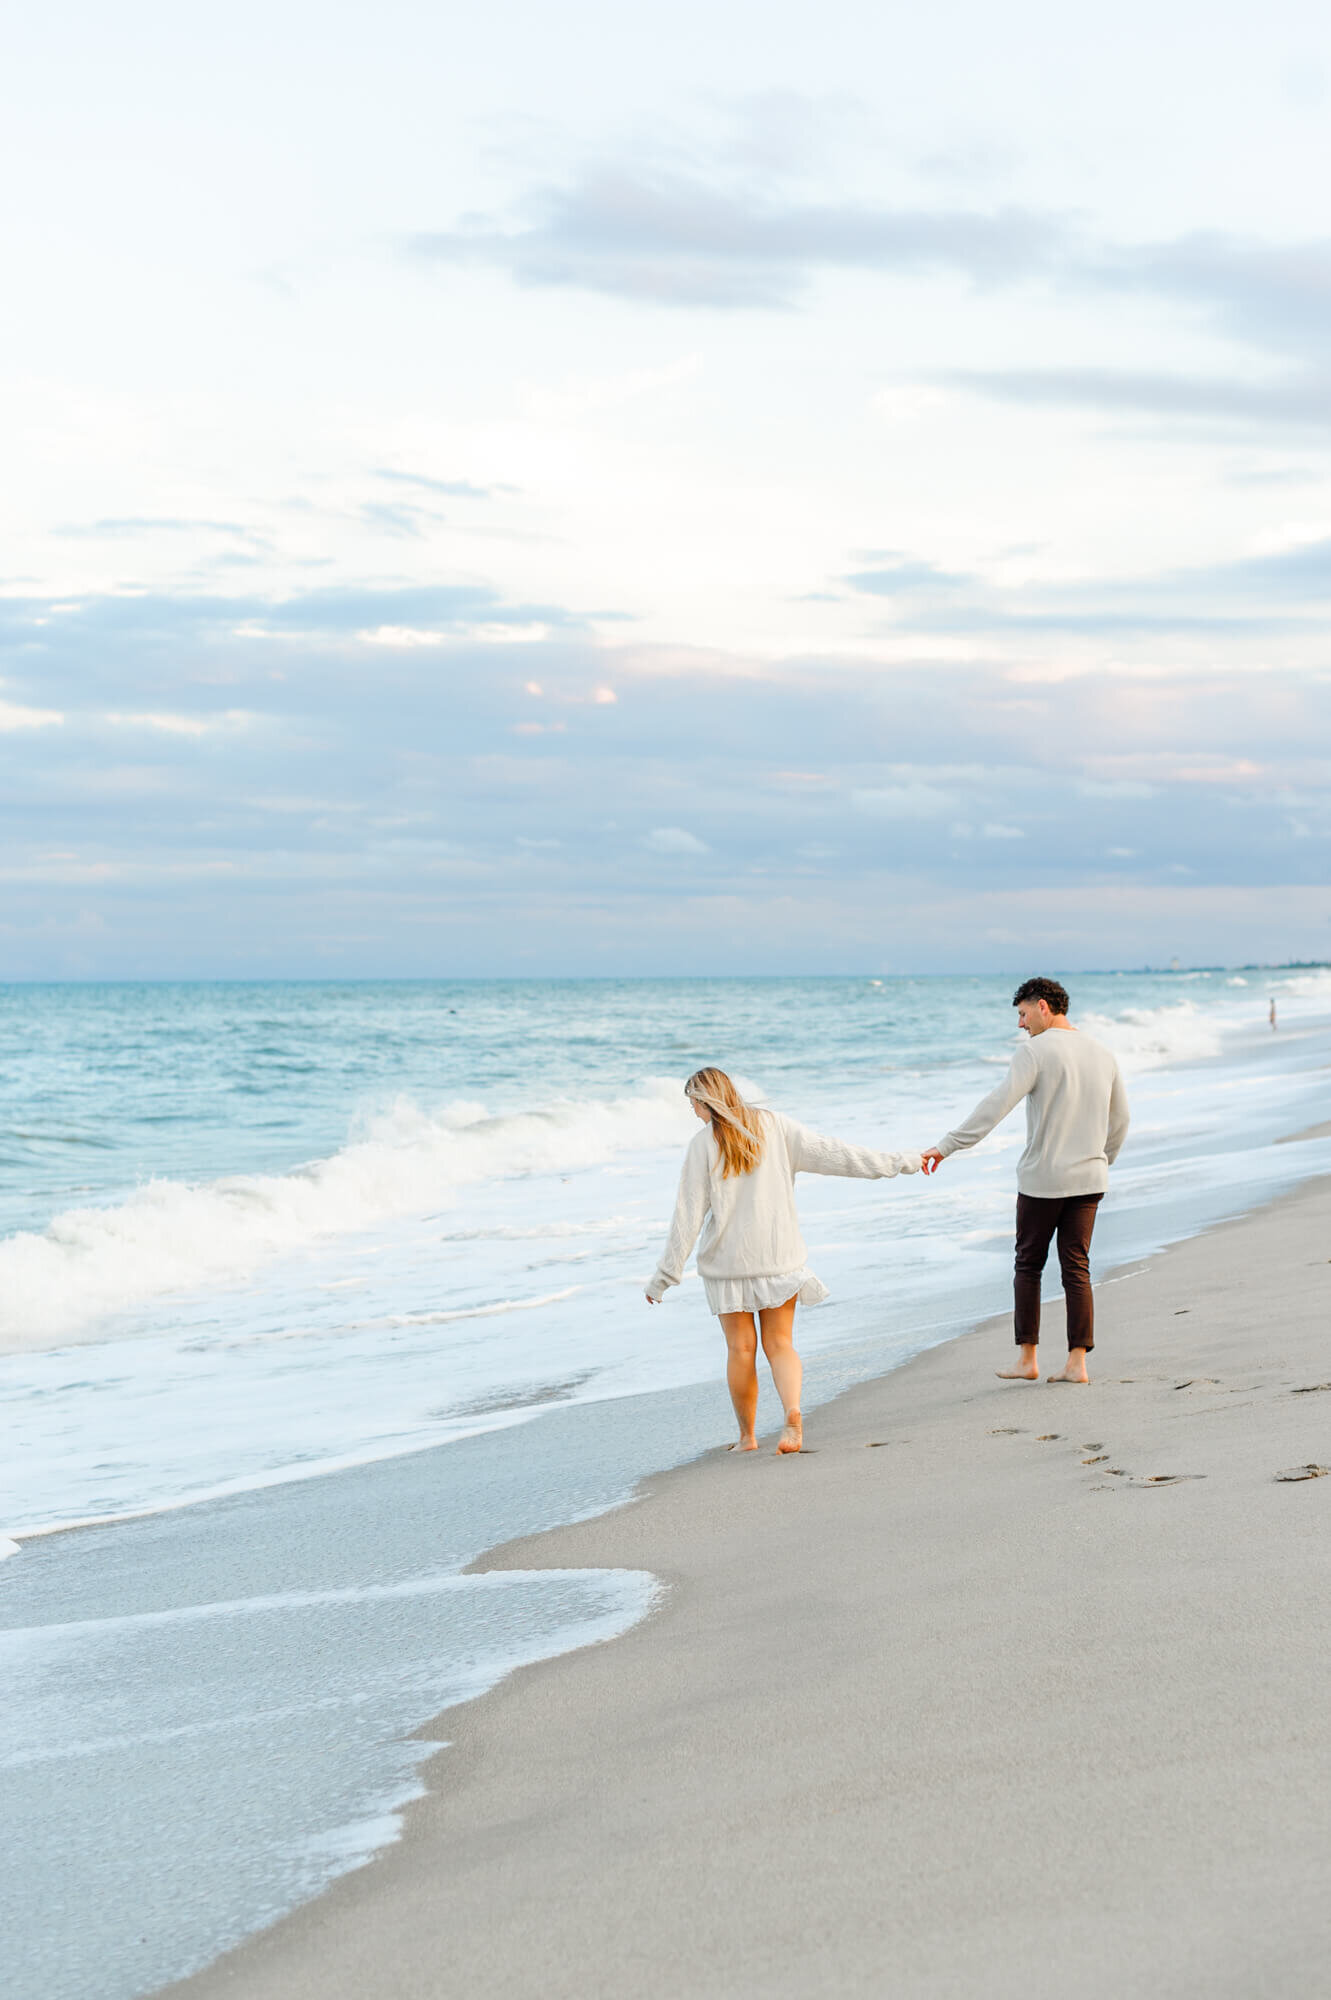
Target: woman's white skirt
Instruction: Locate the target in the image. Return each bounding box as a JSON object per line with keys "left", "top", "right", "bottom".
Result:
{"left": 701, "top": 1268, "right": 830, "bottom": 1316}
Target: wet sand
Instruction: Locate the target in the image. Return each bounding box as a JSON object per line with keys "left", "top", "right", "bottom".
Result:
{"left": 1276, "top": 1118, "right": 1331, "bottom": 1143}
{"left": 167, "top": 1178, "right": 1331, "bottom": 2000}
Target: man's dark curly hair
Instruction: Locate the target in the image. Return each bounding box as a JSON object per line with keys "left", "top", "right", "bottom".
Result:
{"left": 1012, "top": 975, "right": 1070, "bottom": 1016}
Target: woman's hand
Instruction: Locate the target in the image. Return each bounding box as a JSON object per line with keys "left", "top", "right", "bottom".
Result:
{"left": 920, "top": 1149, "right": 944, "bottom": 1175}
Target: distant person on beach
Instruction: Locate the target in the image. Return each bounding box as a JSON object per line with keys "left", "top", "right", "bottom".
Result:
{"left": 920, "top": 977, "right": 1130, "bottom": 1385}
{"left": 646, "top": 1067, "right": 922, "bottom": 1453}
{"left": 1270, "top": 997, "right": 1277, "bottom": 1030}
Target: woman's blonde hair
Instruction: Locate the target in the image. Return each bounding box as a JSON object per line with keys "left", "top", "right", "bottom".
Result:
{"left": 684, "top": 1067, "right": 765, "bottom": 1178}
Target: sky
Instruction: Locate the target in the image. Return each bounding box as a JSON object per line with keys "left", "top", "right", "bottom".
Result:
{"left": 3, "top": 0, "right": 1331, "bottom": 978}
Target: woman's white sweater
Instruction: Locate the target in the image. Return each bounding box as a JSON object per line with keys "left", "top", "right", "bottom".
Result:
{"left": 647, "top": 1111, "right": 921, "bottom": 1302}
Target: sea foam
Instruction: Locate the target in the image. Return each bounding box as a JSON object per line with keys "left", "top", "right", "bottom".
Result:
{"left": 1080, "top": 1000, "right": 1224, "bottom": 1069}
{"left": 0, "top": 1081, "right": 695, "bottom": 1350}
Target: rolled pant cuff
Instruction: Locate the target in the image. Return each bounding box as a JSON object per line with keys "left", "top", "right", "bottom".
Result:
{"left": 1012, "top": 1338, "right": 1095, "bottom": 1351}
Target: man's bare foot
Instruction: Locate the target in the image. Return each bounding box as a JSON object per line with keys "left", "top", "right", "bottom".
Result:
{"left": 776, "top": 1410, "right": 803, "bottom": 1454}
{"left": 1047, "top": 1362, "right": 1090, "bottom": 1383}
{"left": 998, "top": 1343, "right": 1039, "bottom": 1380}
{"left": 728, "top": 1436, "right": 758, "bottom": 1452}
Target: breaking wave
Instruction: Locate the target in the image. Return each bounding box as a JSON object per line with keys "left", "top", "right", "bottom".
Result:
{"left": 0, "top": 1082, "right": 695, "bottom": 1350}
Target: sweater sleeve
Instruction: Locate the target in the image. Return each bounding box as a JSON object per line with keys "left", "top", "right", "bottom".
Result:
{"left": 1105, "top": 1060, "right": 1131, "bottom": 1165}
{"left": 934, "top": 1043, "right": 1037, "bottom": 1157}
{"left": 782, "top": 1117, "right": 921, "bottom": 1180}
{"left": 646, "top": 1136, "right": 711, "bottom": 1301}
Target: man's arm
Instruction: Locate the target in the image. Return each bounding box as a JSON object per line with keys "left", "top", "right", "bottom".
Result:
{"left": 1106, "top": 1061, "right": 1130, "bottom": 1165}
{"left": 928, "top": 1043, "right": 1038, "bottom": 1162}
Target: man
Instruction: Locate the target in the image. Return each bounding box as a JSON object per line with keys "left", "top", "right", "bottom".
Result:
{"left": 921, "top": 977, "right": 1130, "bottom": 1384}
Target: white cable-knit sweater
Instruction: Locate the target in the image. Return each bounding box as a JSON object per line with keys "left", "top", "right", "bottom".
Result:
{"left": 647, "top": 1110, "right": 921, "bottom": 1302}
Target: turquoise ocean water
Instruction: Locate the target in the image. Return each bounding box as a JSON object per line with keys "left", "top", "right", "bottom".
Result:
{"left": 2, "top": 970, "right": 1330, "bottom": 1997}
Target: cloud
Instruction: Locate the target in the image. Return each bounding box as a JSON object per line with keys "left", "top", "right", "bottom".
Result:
{"left": 841, "top": 533, "right": 1331, "bottom": 639}
{"left": 359, "top": 501, "right": 437, "bottom": 540}
{"left": 1101, "top": 232, "right": 1331, "bottom": 362}
{"left": 405, "top": 136, "right": 1331, "bottom": 457}
{"left": 946, "top": 364, "right": 1331, "bottom": 430}
{"left": 4, "top": 578, "right": 1330, "bottom": 977}
{"left": 0, "top": 583, "right": 583, "bottom": 659}
{"left": 642, "top": 826, "right": 709, "bottom": 853}
{"left": 851, "top": 784, "right": 955, "bottom": 817}
{"left": 53, "top": 517, "right": 267, "bottom": 541}
{"left": 408, "top": 136, "right": 1331, "bottom": 372}
{"left": 373, "top": 469, "right": 497, "bottom": 500}
{"left": 941, "top": 236, "right": 1331, "bottom": 427}
{"left": 411, "top": 166, "right": 1062, "bottom": 309}
{"left": 253, "top": 584, "right": 562, "bottom": 636}
{"left": 844, "top": 556, "right": 974, "bottom": 595}
{"left": 0, "top": 699, "right": 63, "bottom": 731}
{"left": 106, "top": 711, "right": 254, "bottom": 737}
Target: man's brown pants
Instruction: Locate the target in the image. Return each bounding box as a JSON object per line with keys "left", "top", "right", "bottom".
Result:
{"left": 1013, "top": 1192, "right": 1103, "bottom": 1351}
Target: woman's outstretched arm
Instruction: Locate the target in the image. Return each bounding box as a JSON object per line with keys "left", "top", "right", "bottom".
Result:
{"left": 782, "top": 1117, "right": 922, "bottom": 1180}
{"left": 646, "top": 1133, "right": 711, "bottom": 1301}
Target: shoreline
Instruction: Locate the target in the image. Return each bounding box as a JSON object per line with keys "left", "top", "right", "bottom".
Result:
{"left": 165, "top": 1171, "right": 1331, "bottom": 2000}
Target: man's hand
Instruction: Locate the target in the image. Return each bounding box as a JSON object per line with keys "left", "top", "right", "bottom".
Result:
{"left": 920, "top": 1149, "right": 944, "bottom": 1175}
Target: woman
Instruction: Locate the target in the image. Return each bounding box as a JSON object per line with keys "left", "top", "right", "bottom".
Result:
{"left": 646, "top": 1068, "right": 921, "bottom": 1454}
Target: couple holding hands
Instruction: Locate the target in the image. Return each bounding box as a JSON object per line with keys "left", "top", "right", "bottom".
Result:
{"left": 645, "top": 977, "right": 1131, "bottom": 1454}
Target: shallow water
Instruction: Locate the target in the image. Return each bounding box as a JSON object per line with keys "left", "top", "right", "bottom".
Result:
{"left": 3, "top": 970, "right": 1330, "bottom": 1998}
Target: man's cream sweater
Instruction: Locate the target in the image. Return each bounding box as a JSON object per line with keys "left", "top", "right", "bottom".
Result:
{"left": 933, "top": 1028, "right": 1130, "bottom": 1197}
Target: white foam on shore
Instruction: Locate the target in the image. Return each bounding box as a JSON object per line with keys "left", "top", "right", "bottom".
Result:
{"left": 0, "top": 1565, "right": 661, "bottom": 1654}
{"left": 1080, "top": 1000, "right": 1224, "bottom": 1069}
{"left": 0, "top": 1083, "right": 695, "bottom": 1349}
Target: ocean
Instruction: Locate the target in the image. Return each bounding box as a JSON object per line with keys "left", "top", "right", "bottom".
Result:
{"left": 3, "top": 970, "right": 1330, "bottom": 1997}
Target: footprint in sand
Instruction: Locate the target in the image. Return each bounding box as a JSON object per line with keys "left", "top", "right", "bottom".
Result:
{"left": 1036, "top": 1433, "right": 1061, "bottom": 1441}
{"left": 1290, "top": 1384, "right": 1331, "bottom": 1396}
{"left": 1082, "top": 1454, "right": 1109, "bottom": 1464}
{"left": 1274, "top": 1464, "right": 1331, "bottom": 1481}
{"left": 1105, "top": 1470, "right": 1205, "bottom": 1485}
{"left": 987, "top": 1427, "right": 1024, "bottom": 1435}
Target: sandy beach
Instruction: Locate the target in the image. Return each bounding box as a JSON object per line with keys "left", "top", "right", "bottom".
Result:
{"left": 166, "top": 1175, "right": 1331, "bottom": 2000}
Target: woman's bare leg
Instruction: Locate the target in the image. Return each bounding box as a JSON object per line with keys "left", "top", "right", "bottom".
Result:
{"left": 719, "top": 1312, "right": 759, "bottom": 1449}
{"left": 759, "top": 1297, "right": 803, "bottom": 1453}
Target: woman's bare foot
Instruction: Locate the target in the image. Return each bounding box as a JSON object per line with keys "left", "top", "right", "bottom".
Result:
{"left": 1047, "top": 1362, "right": 1090, "bottom": 1383}
{"left": 728, "top": 1436, "right": 758, "bottom": 1452}
{"left": 777, "top": 1410, "right": 803, "bottom": 1454}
